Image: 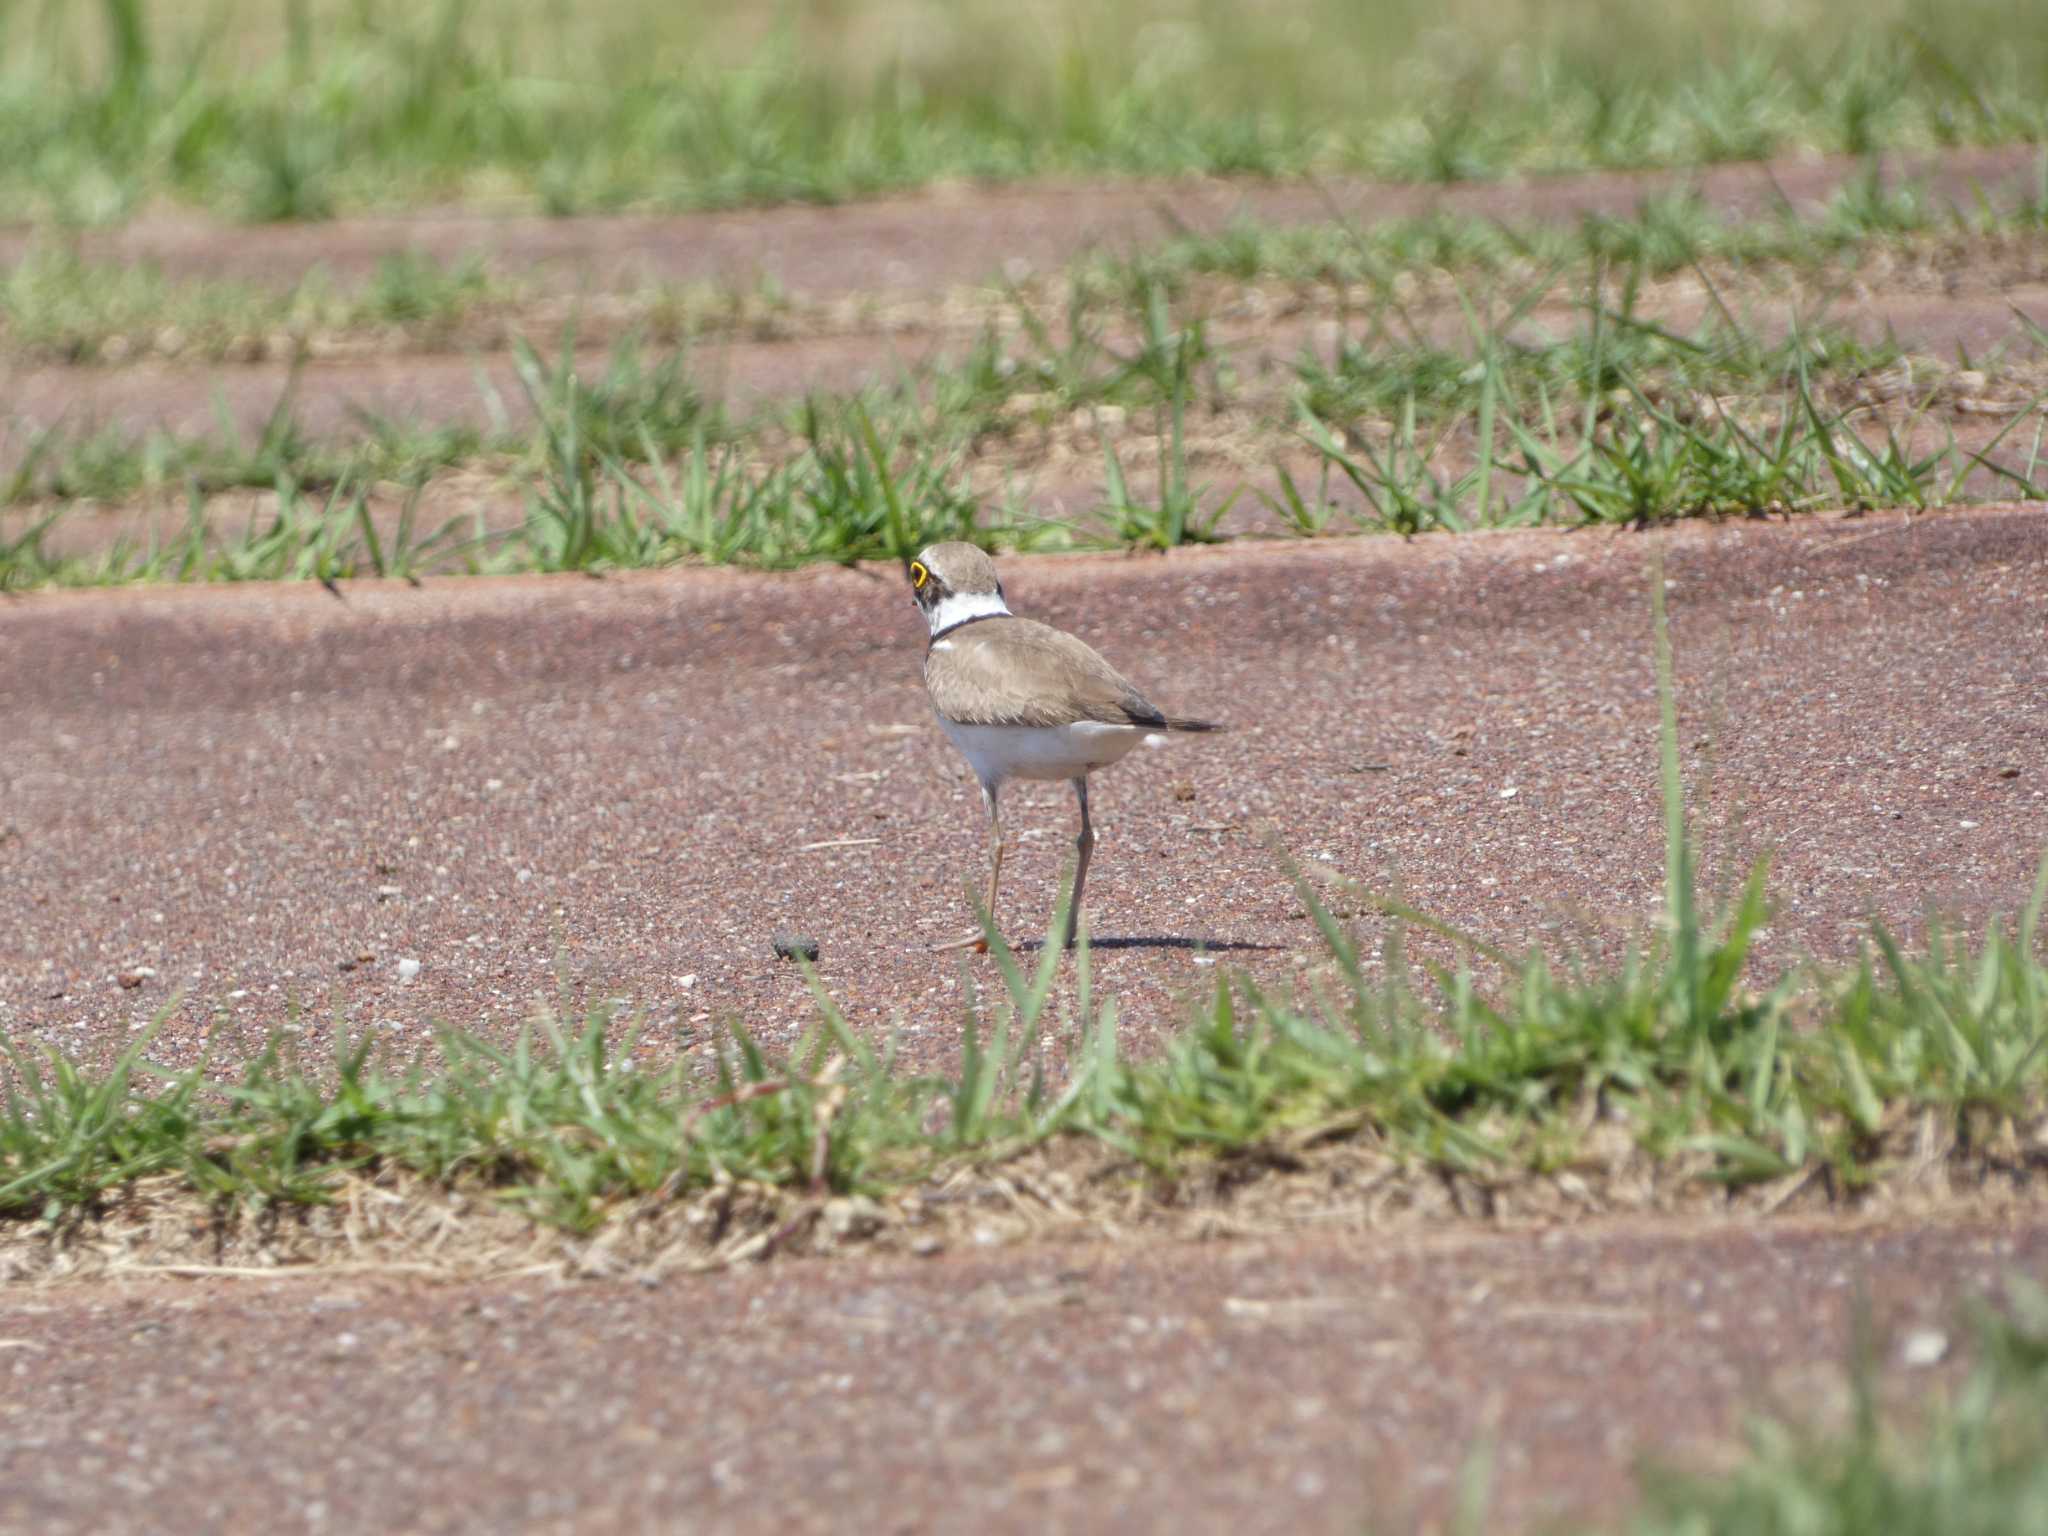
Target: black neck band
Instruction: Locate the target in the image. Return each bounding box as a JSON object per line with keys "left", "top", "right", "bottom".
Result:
{"left": 929, "top": 611, "right": 1006, "bottom": 643}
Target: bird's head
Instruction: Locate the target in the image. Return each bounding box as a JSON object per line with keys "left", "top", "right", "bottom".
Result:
{"left": 908, "top": 542, "right": 1011, "bottom": 637}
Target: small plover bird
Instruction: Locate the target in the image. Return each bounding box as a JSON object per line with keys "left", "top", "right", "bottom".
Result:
{"left": 907, "top": 541, "right": 1219, "bottom": 949}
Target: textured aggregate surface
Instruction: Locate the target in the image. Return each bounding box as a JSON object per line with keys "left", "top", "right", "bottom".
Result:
{"left": 6, "top": 144, "right": 2048, "bottom": 481}
{"left": 4, "top": 505, "right": 2048, "bottom": 1535}
{"left": 3, "top": 1215, "right": 2044, "bottom": 1535}
{"left": 3, "top": 506, "right": 2044, "bottom": 1078}
{"left": 4, "top": 145, "right": 2036, "bottom": 291}
{"left": 6, "top": 148, "right": 2048, "bottom": 1536}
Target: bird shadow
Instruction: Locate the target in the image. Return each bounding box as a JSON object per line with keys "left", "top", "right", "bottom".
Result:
{"left": 1014, "top": 935, "right": 1285, "bottom": 955}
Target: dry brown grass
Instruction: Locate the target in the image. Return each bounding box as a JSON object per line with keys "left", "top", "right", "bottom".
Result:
{"left": 10, "top": 1104, "right": 2043, "bottom": 1288}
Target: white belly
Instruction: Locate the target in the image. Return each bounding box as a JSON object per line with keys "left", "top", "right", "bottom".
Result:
{"left": 937, "top": 717, "right": 1157, "bottom": 786}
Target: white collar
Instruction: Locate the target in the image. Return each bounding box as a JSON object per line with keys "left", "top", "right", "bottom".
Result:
{"left": 927, "top": 590, "right": 1011, "bottom": 638}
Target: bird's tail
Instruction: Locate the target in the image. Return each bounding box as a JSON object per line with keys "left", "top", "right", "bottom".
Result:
{"left": 1159, "top": 716, "right": 1223, "bottom": 733}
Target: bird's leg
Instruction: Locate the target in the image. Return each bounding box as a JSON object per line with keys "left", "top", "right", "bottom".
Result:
{"left": 934, "top": 781, "right": 1003, "bottom": 952}
{"left": 983, "top": 783, "right": 1007, "bottom": 927}
{"left": 1061, "top": 775, "right": 1095, "bottom": 950}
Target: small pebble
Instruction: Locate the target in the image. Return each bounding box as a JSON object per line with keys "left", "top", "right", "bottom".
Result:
{"left": 772, "top": 931, "right": 821, "bottom": 963}
{"left": 396, "top": 957, "right": 422, "bottom": 983}
{"left": 1899, "top": 1329, "right": 1948, "bottom": 1368}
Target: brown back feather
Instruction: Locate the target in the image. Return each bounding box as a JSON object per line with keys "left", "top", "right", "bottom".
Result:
{"left": 925, "top": 618, "right": 1174, "bottom": 728}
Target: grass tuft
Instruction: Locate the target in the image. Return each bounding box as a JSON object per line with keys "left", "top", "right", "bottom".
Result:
{"left": 1621, "top": 1278, "right": 2048, "bottom": 1534}
{"left": 10, "top": 173, "right": 2048, "bottom": 590}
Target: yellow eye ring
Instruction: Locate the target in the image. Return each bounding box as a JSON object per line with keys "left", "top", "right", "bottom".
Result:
{"left": 909, "top": 560, "right": 929, "bottom": 590}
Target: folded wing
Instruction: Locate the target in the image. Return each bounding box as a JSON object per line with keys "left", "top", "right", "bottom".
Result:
{"left": 927, "top": 619, "right": 1171, "bottom": 729}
